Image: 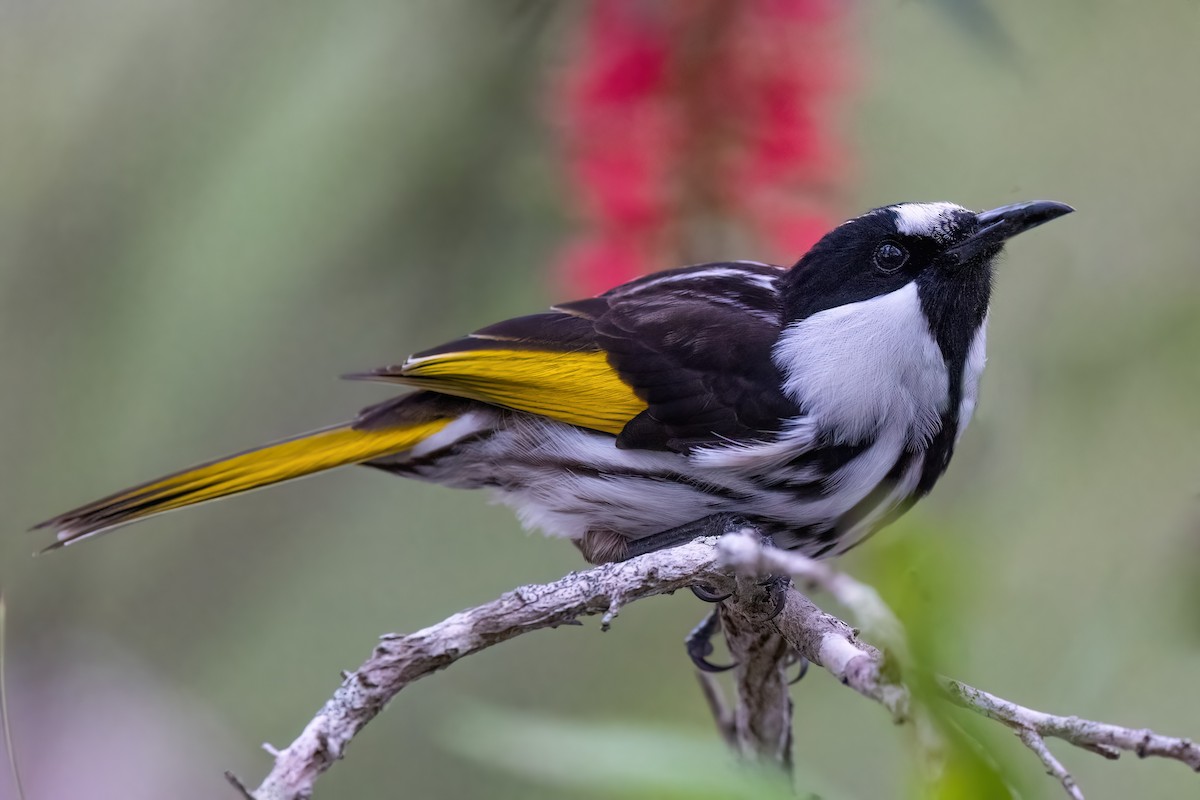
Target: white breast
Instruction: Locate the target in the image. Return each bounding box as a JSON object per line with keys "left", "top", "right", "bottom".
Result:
{"left": 957, "top": 318, "right": 988, "bottom": 441}
{"left": 773, "top": 281, "right": 949, "bottom": 446}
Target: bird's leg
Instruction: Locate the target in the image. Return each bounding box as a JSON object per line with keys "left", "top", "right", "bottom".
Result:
{"left": 620, "top": 513, "right": 753, "bottom": 602}
{"left": 619, "top": 512, "right": 753, "bottom": 560}
{"left": 685, "top": 606, "right": 735, "bottom": 673}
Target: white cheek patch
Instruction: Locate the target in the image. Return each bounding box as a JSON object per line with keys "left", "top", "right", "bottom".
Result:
{"left": 892, "top": 202, "right": 969, "bottom": 242}
{"left": 773, "top": 282, "right": 949, "bottom": 446}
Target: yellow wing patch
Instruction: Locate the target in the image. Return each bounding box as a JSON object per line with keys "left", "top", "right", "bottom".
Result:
{"left": 398, "top": 348, "right": 647, "bottom": 436}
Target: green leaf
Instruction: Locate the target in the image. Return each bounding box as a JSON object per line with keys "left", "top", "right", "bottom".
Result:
{"left": 441, "top": 704, "right": 855, "bottom": 800}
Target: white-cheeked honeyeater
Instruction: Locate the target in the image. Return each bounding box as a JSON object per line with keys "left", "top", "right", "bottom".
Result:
{"left": 37, "top": 200, "right": 1073, "bottom": 565}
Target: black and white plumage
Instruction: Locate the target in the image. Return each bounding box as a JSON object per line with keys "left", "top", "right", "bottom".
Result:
{"left": 36, "top": 200, "right": 1073, "bottom": 561}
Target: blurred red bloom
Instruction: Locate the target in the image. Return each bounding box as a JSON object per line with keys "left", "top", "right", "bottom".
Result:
{"left": 552, "top": 0, "right": 852, "bottom": 296}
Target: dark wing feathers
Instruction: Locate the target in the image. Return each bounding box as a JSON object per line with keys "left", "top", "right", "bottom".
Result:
{"left": 599, "top": 262, "right": 800, "bottom": 451}
{"left": 472, "top": 311, "right": 600, "bottom": 348}
{"left": 551, "top": 296, "right": 609, "bottom": 320}
{"left": 597, "top": 270, "right": 800, "bottom": 450}
{"left": 410, "top": 310, "right": 601, "bottom": 359}
{"left": 353, "top": 261, "right": 799, "bottom": 452}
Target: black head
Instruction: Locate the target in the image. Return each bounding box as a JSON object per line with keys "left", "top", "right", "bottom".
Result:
{"left": 780, "top": 200, "right": 1074, "bottom": 323}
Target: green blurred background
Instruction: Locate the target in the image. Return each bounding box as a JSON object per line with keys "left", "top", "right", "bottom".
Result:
{"left": 2, "top": 1, "right": 1199, "bottom": 798}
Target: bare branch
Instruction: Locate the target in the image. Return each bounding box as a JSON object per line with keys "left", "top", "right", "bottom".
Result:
{"left": 1016, "top": 728, "right": 1085, "bottom": 800}
{"left": 939, "top": 677, "right": 1200, "bottom": 772}
{"left": 719, "top": 586, "right": 794, "bottom": 770}
{"left": 232, "top": 532, "right": 1199, "bottom": 800}
{"left": 241, "top": 537, "right": 733, "bottom": 800}
{"left": 714, "top": 530, "right": 947, "bottom": 778}
{"left": 224, "top": 771, "right": 255, "bottom": 799}
{"left": 715, "top": 530, "right": 909, "bottom": 663}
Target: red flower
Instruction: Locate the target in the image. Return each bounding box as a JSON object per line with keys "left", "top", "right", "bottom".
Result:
{"left": 552, "top": 0, "right": 852, "bottom": 295}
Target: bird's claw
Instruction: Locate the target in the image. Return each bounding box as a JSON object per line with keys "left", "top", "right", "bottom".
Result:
{"left": 684, "top": 584, "right": 806, "bottom": 680}
{"left": 688, "top": 643, "right": 736, "bottom": 673}
{"left": 685, "top": 608, "right": 735, "bottom": 673}
{"left": 785, "top": 649, "right": 810, "bottom": 684}
{"left": 690, "top": 583, "right": 733, "bottom": 603}
{"left": 683, "top": 564, "right": 790, "bottom": 672}
{"left": 759, "top": 574, "right": 791, "bottom": 620}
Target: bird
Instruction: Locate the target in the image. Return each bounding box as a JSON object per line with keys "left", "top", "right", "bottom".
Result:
{"left": 35, "top": 200, "right": 1073, "bottom": 568}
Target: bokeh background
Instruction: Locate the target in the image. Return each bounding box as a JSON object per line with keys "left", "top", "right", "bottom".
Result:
{"left": 3, "top": 1, "right": 1199, "bottom": 798}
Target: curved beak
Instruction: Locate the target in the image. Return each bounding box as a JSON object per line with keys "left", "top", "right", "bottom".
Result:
{"left": 947, "top": 200, "right": 1074, "bottom": 264}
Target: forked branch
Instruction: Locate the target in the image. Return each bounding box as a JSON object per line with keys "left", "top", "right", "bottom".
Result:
{"left": 228, "top": 531, "right": 1199, "bottom": 800}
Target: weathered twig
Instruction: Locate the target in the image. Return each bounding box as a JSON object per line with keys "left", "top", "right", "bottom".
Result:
{"left": 236, "top": 537, "right": 734, "bottom": 800}
{"left": 939, "top": 677, "right": 1200, "bottom": 772}
{"left": 230, "top": 532, "right": 1199, "bottom": 800}
{"left": 714, "top": 531, "right": 910, "bottom": 665}
{"left": 714, "top": 531, "right": 948, "bottom": 779}
{"left": 1016, "top": 727, "right": 1085, "bottom": 800}
{"left": 716, "top": 530, "right": 1200, "bottom": 793}
{"left": 718, "top": 580, "right": 794, "bottom": 771}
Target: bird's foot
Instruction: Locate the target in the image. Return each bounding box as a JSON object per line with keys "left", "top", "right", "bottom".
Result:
{"left": 685, "top": 607, "right": 735, "bottom": 673}
{"left": 759, "top": 573, "right": 792, "bottom": 621}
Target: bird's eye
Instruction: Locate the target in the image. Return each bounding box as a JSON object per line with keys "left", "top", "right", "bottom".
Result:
{"left": 873, "top": 241, "right": 909, "bottom": 273}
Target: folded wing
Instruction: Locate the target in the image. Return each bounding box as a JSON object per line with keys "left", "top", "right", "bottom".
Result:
{"left": 354, "top": 262, "right": 799, "bottom": 451}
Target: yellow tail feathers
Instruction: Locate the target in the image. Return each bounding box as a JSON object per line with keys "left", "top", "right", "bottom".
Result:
{"left": 34, "top": 419, "right": 450, "bottom": 550}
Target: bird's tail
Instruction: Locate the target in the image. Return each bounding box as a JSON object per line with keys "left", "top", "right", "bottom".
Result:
{"left": 33, "top": 417, "right": 452, "bottom": 550}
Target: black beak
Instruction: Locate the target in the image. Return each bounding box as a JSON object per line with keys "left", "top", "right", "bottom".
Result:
{"left": 947, "top": 200, "right": 1074, "bottom": 264}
